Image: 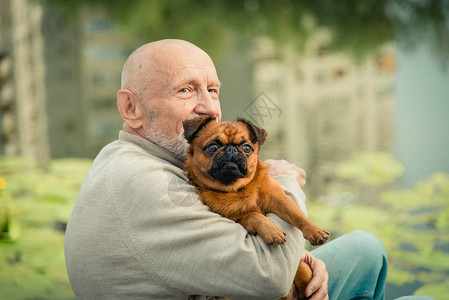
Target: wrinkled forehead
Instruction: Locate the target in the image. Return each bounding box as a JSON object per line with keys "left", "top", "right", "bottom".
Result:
{"left": 213, "top": 122, "right": 249, "bottom": 145}
{"left": 165, "top": 56, "right": 218, "bottom": 85}
{"left": 142, "top": 47, "right": 219, "bottom": 93}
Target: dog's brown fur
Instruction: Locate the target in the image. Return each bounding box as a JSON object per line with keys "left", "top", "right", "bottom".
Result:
{"left": 183, "top": 116, "right": 329, "bottom": 299}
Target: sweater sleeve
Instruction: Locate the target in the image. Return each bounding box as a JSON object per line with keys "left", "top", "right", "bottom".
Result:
{"left": 107, "top": 153, "right": 305, "bottom": 300}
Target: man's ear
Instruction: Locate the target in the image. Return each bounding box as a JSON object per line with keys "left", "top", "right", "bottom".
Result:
{"left": 117, "top": 89, "right": 143, "bottom": 129}
{"left": 183, "top": 116, "right": 215, "bottom": 143}
{"left": 236, "top": 118, "right": 267, "bottom": 149}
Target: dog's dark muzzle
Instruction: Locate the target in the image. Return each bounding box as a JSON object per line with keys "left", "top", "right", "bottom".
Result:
{"left": 208, "top": 146, "right": 248, "bottom": 185}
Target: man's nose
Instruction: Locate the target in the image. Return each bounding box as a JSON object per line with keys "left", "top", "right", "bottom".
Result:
{"left": 194, "top": 89, "right": 221, "bottom": 119}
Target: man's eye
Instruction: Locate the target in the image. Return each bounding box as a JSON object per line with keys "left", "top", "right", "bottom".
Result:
{"left": 206, "top": 143, "right": 219, "bottom": 154}
{"left": 179, "top": 88, "right": 189, "bottom": 93}
{"left": 208, "top": 89, "right": 218, "bottom": 94}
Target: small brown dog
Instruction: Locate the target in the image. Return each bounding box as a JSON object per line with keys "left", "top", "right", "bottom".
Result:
{"left": 183, "top": 116, "right": 330, "bottom": 300}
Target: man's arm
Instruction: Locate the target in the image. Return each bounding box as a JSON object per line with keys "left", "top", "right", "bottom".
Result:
{"left": 110, "top": 160, "right": 305, "bottom": 299}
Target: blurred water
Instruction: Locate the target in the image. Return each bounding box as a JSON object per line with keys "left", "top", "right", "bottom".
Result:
{"left": 391, "top": 37, "right": 449, "bottom": 298}
{"left": 395, "top": 35, "right": 449, "bottom": 188}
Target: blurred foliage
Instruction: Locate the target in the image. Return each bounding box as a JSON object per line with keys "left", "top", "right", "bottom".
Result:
{"left": 307, "top": 152, "right": 449, "bottom": 300}
{"left": 41, "top": 0, "right": 449, "bottom": 61}
{"left": 0, "top": 156, "right": 92, "bottom": 300}
{"left": 335, "top": 152, "right": 404, "bottom": 186}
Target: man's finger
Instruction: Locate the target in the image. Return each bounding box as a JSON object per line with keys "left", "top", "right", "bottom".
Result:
{"left": 305, "top": 273, "right": 323, "bottom": 297}
{"left": 305, "top": 257, "right": 328, "bottom": 298}
{"left": 308, "top": 271, "right": 329, "bottom": 300}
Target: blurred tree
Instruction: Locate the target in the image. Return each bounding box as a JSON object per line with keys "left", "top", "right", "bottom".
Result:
{"left": 42, "top": 0, "right": 449, "bottom": 60}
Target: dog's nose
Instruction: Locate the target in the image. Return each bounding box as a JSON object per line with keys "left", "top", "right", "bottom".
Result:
{"left": 225, "top": 145, "right": 239, "bottom": 156}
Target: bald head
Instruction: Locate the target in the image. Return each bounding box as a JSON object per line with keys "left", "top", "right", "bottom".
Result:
{"left": 120, "top": 39, "right": 214, "bottom": 97}
{"left": 117, "top": 39, "right": 221, "bottom": 155}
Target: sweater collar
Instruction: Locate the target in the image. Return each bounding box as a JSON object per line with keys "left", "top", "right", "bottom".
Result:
{"left": 118, "top": 130, "right": 185, "bottom": 170}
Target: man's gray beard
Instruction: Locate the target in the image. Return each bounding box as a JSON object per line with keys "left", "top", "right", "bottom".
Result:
{"left": 143, "top": 105, "right": 199, "bottom": 160}
{"left": 145, "top": 127, "right": 189, "bottom": 160}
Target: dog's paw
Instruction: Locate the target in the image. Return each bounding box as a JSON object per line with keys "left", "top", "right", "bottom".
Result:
{"left": 303, "top": 226, "right": 330, "bottom": 246}
{"left": 258, "top": 224, "right": 287, "bottom": 246}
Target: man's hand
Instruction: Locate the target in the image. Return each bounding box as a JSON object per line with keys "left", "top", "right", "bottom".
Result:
{"left": 302, "top": 250, "right": 329, "bottom": 300}
{"left": 265, "top": 159, "right": 306, "bottom": 188}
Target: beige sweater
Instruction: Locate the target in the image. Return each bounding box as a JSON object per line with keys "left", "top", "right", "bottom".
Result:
{"left": 65, "top": 130, "right": 307, "bottom": 300}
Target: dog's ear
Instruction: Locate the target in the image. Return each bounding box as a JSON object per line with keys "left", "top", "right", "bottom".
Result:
{"left": 183, "top": 116, "right": 216, "bottom": 143}
{"left": 237, "top": 118, "right": 267, "bottom": 149}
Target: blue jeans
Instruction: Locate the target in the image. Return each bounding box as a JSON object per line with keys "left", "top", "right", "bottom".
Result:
{"left": 311, "top": 231, "right": 434, "bottom": 300}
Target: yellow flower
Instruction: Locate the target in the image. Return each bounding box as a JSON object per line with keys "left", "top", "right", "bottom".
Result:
{"left": 0, "top": 177, "right": 6, "bottom": 190}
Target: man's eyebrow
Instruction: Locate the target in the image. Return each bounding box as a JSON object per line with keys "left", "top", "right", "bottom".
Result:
{"left": 172, "top": 78, "right": 222, "bottom": 88}
{"left": 170, "top": 77, "right": 194, "bottom": 87}
{"left": 209, "top": 80, "right": 222, "bottom": 89}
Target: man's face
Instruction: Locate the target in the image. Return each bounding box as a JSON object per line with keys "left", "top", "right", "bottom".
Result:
{"left": 140, "top": 47, "right": 222, "bottom": 141}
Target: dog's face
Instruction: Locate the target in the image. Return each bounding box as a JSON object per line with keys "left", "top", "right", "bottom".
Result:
{"left": 183, "top": 116, "right": 267, "bottom": 192}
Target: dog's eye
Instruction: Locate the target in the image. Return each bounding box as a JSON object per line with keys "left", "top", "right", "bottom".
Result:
{"left": 241, "top": 144, "right": 253, "bottom": 155}
{"left": 206, "top": 143, "right": 219, "bottom": 154}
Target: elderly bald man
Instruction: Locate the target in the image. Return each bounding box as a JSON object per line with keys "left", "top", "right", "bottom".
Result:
{"left": 65, "top": 40, "right": 398, "bottom": 300}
